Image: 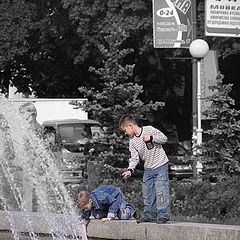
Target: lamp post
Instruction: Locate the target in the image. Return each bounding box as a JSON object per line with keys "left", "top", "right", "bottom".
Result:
{"left": 189, "top": 39, "right": 209, "bottom": 175}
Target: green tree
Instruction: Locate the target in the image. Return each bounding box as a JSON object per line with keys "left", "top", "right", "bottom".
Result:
{"left": 0, "top": 0, "right": 35, "bottom": 68}
{"left": 72, "top": 26, "right": 164, "bottom": 181}
{"left": 202, "top": 73, "right": 240, "bottom": 176}
{"left": 63, "top": 0, "right": 185, "bottom": 139}
{"left": 0, "top": 0, "right": 90, "bottom": 97}
{"left": 74, "top": 25, "right": 164, "bottom": 132}
{"left": 62, "top": 0, "right": 153, "bottom": 64}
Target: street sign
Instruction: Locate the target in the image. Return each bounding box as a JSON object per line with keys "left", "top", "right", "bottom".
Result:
{"left": 205, "top": 0, "right": 240, "bottom": 37}
{"left": 152, "top": 0, "right": 193, "bottom": 48}
{"left": 200, "top": 50, "right": 218, "bottom": 118}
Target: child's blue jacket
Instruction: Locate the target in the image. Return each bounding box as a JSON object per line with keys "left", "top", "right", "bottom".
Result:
{"left": 79, "top": 186, "right": 126, "bottom": 225}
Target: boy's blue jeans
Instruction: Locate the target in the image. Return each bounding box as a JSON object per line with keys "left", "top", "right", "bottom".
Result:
{"left": 142, "top": 163, "right": 170, "bottom": 221}
{"left": 92, "top": 205, "right": 135, "bottom": 220}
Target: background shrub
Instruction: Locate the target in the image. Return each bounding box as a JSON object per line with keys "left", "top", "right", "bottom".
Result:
{"left": 170, "top": 177, "right": 240, "bottom": 225}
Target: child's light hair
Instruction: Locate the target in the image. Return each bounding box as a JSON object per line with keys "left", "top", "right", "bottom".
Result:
{"left": 118, "top": 115, "right": 137, "bottom": 128}
{"left": 76, "top": 191, "right": 90, "bottom": 209}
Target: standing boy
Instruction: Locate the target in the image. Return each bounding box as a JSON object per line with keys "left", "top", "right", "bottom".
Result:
{"left": 76, "top": 186, "right": 139, "bottom": 236}
{"left": 119, "top": 114, "right": 170, "bottom": 224}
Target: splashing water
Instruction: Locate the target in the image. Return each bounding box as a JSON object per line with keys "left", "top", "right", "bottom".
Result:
{"left": 0, "top": 99, "right": 87, "bottom": 240}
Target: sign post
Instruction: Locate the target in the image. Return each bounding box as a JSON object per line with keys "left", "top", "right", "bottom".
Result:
{"left": 152, "top": 0, "right": 193, "bottom": 48}
{"left": 205, "top": 0, "right": 240, "bottom": 37}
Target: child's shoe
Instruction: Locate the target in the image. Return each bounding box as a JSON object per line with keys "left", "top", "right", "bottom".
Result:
{"left": 156, "top": 218, "right": 168, "bottom": 224}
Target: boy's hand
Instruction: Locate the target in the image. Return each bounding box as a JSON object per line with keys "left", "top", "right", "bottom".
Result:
{"left": 101, "top": 217, "right": 113, "bottom": 222}
{"left": 81, "top": 224, "right": 88, "bottom": 240}
{"left": 143, "top": 134, "right": 151, "bottom": 142}
{"left": 122, "top": 171, "right": 131, "bottom": 179}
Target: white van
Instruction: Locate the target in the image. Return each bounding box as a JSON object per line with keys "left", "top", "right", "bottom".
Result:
{"left": 42, "top": 119, "right": 102, "bottom": 183}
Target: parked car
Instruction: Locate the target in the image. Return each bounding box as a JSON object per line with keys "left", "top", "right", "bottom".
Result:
{"left": 163, "top": 142, "right": 193, "bottom": 180}
{"left": 43, "top": 119, "right": 103, "bottom": 184}
{"left": 43, "top": 119, "right": 102, "bottom": 160}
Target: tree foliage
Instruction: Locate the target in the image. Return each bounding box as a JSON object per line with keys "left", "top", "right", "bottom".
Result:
{"left": 62, "top": 0, "right": 153, "bottom": 64}
{"left": 202, "top": 73, "right": 240, "bottom": 175}
{"left": 1, "top": 0, "right": 240, "bottom": 97}
{"left": 73, "top": 25, "right": 164, "bottom": 132}
{"left": 0, "top": 0, "right": 35, "bottom": 68}
{"left": 1, "top": 0, "right": 240, "bottom": 145}
{"left": 0, "top": 0, "right": 92, "bottom": 97}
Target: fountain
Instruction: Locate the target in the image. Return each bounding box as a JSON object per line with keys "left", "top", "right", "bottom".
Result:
{"left": 0, "top": 99, "right": 87, "bottom": 240}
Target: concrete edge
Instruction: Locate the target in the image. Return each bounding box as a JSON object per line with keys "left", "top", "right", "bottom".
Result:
{"left": 0, "top": 211, "right": 239, "bottom": 240}
{"left": 87, "top": 219, "right": 240, "bottom": 240}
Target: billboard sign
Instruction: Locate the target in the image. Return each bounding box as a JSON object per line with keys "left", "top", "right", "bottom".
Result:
{"left": 205, "top": 0, "right": 240, "bottom": 37}
{"left": 153, "top": 0, "right": 193, "bottom": 48}
{"left": 200, "top": 50, "right": 218, "bottom": 118}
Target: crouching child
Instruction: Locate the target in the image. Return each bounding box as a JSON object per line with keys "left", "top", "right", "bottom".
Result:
{"left": 76, "top": 186, "right": 139, "bottom": 236}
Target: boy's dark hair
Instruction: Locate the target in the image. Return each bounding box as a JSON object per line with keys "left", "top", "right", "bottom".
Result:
{"left": 118, "top": 114, "right": 137, "bottom": 128}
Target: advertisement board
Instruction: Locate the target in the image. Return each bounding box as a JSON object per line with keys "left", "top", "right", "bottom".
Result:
{"left": 205, "top": 0, "right": 240, "bottom": 37}
{"left": 153, "top": 0, "right": 193, "bottom": 48}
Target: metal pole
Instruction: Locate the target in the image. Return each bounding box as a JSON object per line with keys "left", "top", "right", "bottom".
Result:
{"left": 195, "top": 59, "right": 203, "bottom": 175}
{"left": 192, "top": 0, "right": 197, "bottom": 153}
{"left": 196, "top": 59, "right": 202, "bottom": 146}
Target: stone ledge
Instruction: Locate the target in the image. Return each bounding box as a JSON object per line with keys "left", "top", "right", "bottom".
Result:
{"left": 0, "top": 211, "right": 239, "bottom": 240}
{"left": 88, "top": 219, "right": 240, "bottom": 240}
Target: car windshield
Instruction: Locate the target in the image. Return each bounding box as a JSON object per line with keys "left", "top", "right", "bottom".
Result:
{"left": 58, "top": 123, "right": 101, "bottom": 144}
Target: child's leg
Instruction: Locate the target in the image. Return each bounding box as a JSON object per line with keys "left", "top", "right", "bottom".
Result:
{"left": 155, "top": 164, "right": 170, "bottom": 220}
{"left": 142, "top": 170, "right": 157, "bottom": 221}
{"left": 117, "top": 205, "right": 136, "bottom": 220}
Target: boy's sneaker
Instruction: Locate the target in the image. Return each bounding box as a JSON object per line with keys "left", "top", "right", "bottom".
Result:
{"left": 132, "top": 210, "right": 140, "bottom": 220}
{"left": 156, "top": 218, "right": 168, "bottom": 224}
{"left": 136, "top": 218, "right": 155, "bottom": 224}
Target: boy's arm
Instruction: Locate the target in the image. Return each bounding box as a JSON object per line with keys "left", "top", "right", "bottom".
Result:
{"left": 79, "top": 210, "right": 91, "bottom": 239}
{"left": 122, "top": 142, "right": 139, "bottom": 178}
{"left": 106, "top": 197, "right": 118, "bottom": 219}
{"left": 149, "top": 126, "right": 168, "bottom": 144}
{"left": 80, "top": 224, "right": 88, "bottom": 240}
{"left": 100, "top": 193, "right": 119, "bottom": 219}
{"left": 79, "top": 210, "right": 91, "bottom": 225}
{"left": 128, "top": 141, "right": 140, "bottom": 170}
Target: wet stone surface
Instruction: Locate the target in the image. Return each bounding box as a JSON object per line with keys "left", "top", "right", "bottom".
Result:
{"left": 0, "top": 230, "right": 111, "bottom": 240}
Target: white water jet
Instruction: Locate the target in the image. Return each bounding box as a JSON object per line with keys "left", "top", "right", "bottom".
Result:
{"left": 0, "top": 99, "right": 87, "bottom": 240}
